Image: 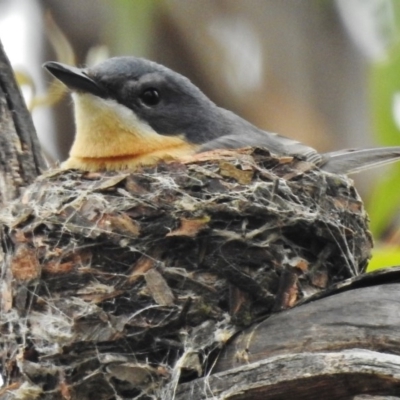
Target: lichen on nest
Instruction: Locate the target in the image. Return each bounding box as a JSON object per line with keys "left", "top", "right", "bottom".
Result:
{"left": 0, "top": 148, "right": 372, "bottom": 399}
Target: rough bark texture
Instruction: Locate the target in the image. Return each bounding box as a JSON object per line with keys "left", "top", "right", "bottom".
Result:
{"left": 217, "top": 277, "right": 400, "bottom": 370}
{"left": 177, "top": 350, "right": 400, "bottom": 399}
{"left": 0, "top": 40, "right": 46, "bottom": 204}
{"left": 175, "top": 273, "right": 400, "bottom": 399}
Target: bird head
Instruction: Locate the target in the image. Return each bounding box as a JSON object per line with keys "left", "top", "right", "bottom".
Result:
{"left": 44, "top": 57, "right": 221, "bottom": 170}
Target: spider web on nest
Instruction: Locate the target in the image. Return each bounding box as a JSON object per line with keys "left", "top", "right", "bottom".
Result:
{"left": 0, "top": 147, "right": 372, "bottom": 399}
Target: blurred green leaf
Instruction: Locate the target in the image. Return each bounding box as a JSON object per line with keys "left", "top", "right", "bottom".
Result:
{"left": 367, "top": 164, "right": 400, "bottom": 235}
{"left": 367, "top": 245, "right": 400, "bottom": 271}
{"left": 370, "top": 44, "right": 400, "bottom": 146}
{"left": 368, "top": 41, "right": 400, "bottom": 236}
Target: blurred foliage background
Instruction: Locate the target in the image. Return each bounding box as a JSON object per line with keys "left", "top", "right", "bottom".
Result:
{"left": 1, "top": 0, "right": 400, "bottom": 269}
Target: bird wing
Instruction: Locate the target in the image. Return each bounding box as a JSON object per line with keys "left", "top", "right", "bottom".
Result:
{"left": 198, "top": 131, "right": 324, "bottom": 165}
{"left": 199, "top": 130, "right": 400, "bottom": 175}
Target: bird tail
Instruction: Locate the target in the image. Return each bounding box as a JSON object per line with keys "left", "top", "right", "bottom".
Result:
{"left": 321, "top": 147, "right": 400, "bottom": 174}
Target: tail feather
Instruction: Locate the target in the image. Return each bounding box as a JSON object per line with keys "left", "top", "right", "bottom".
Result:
{"left": 321, "top": 147, "right": 400, "bottom": 174}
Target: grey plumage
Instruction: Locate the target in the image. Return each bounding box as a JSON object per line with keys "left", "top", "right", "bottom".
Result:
{"left": 44, "top": 57, "right": 400, "bottom": 175}
{"left": 320, "top": 147, "right": 400, "bottom": 174}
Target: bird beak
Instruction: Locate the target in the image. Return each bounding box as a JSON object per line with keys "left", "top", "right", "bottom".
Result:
{"left": 43, "top": 61, "right": 106, "bottom": 98}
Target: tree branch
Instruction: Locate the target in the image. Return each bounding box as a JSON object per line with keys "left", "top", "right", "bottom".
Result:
{"left": 0, "top": 40, "right": 46, "bottom": 203}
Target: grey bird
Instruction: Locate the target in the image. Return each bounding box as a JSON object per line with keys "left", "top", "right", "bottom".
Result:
{"left": 43, "top": 56, "right": 400, "bottom": 173}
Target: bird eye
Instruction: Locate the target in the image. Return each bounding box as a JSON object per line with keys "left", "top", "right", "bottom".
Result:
{"left": 140, "top": 88, "right": 160, "bottom": 106}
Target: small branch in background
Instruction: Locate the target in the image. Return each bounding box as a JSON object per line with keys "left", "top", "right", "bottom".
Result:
{"left": 0, "top": 40, "right": 46, "bottom": 203}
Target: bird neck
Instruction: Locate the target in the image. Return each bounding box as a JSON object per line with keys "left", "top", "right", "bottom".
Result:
{"left": 65, "top": 93, "right": 196, "bottom": 171}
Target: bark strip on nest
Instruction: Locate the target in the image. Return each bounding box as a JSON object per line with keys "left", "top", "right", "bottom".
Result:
{"left": 0, "top": 148, "right": 372, "bottom": 399}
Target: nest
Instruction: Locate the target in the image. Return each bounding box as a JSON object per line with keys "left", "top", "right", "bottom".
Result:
{"left": 0, "top": 148, "right": 372, "bottom": 399}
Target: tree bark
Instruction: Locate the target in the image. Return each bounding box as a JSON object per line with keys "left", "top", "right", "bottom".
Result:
{"left": 0, "top": 40, "right": 46, "bottom": 204}
{"left": 175, "top": 274, "right": 400, "bottom": 399}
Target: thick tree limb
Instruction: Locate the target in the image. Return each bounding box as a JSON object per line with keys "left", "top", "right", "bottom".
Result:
{"left": 216, "top": 280, "right": 400, "bottom": 371}
{"left": 174, "top": 278, "right": 400, "bottom": 399}
{"left": 0, "top": 40, "right": 46, "bottom": 203}
{"left": 176, "top": 350, "right": 400, "bottom": 400}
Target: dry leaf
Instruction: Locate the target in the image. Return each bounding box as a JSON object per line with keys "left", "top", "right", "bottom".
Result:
{"left": 145, "top": 269, "right": 175, "bottom": 306}
{"left": 219, "top": 161, "right": 254, "bottom": 184}
{"left": 99, "top": 213, "right": 140, "bottom": 236}
{"left": 128, "top": 256, "right": 156, "bottom": 284}
{"left": 167, "top": 216, "right": 210, "bottom": 237}
{"left": 11, "top": 245, "right": 41, "bottom": 282}
{"left": 92, "top": 174, "right": 130, "bottom": 190}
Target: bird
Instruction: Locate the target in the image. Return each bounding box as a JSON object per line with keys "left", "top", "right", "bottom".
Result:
{"left": 43, "top": 57, "right": 400, "bottom": 174}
